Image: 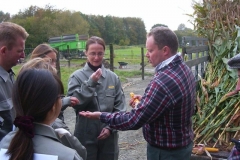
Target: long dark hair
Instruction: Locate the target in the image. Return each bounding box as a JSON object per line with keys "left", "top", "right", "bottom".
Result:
{"left": 7, "top": 69, "right": 63, "bottom": 160}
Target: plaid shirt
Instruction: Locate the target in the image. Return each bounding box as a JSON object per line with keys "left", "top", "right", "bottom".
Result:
{"left": 100, "top": 55, "right": 196, "bottom": 149}
{"left": 228, "top": 147, "right": 240, "bottom": 160}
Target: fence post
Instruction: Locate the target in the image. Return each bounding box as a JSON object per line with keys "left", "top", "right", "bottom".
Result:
{"left": 67, "top": 45, "right": 70, "bottom": 67}
{"left": 141, "top": 47, "right": 144, "bottom": 80}
{"left": 56, "top": 48, "right": 61, "bottom": 79}
{"left": 195, "top": 40, "right": 199, "bottom": 80}
{"left": 109, "top": 44, "right": 114, "bottom": 72}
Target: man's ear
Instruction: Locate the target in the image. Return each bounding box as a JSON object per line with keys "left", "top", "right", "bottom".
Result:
{"left": 162, "top": 46, "right": 170, "bottom": 56}
{"left": 0, "top": 46, "right": 7, "bottom": 55}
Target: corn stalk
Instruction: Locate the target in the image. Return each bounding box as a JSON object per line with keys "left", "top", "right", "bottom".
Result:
{"left": 189, "top": 0, "right": 240, "bottom": 148}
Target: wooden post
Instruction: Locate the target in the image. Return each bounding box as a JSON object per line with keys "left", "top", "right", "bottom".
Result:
{"left": 109, "top": 44, "right": 114, "bottom": 72}
{"left": 141, "top": 47, "right": 144, "bottom": 80}
{"left": 56, "top": 48, "right": 61, "bottom": 79}
{"left": 67, "top": 45, "right": 70, "bottom": 67}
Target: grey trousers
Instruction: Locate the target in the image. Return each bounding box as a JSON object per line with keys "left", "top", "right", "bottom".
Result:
{"left": 84, "top": 132, "right": 119, "bottom": 160}
{"left": 147, "top": 142, "right": 193, "bottom": 160}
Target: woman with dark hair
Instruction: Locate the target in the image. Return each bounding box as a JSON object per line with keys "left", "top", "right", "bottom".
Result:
{"left": 0, "top": 69, "right": 83, "bottom": 160}
{"left": 18, "top": 58, "right": 87, "bottom": 160}
{"left": 67, "top": 36, "right": 126, "bottom": 160}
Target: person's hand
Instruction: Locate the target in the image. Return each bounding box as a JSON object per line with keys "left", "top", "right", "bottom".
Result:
{"left": 70, "top": 97, "right": 80, "bottom": 106}
{"left": 97, "top": 128, "right": 111, "bottom": 140}
{"left": 79, "top": 111, "right": 101, "bottom": 119}
{"left": 129, "top": 94, "right": 142, "bottom": 108}
{"left": 90, "top": 68, "right": 102, "bottom": 82}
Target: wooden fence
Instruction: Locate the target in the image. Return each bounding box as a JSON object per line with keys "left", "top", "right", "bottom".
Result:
{"left": 181, "top": 36, "right": 209, "bottom": 81}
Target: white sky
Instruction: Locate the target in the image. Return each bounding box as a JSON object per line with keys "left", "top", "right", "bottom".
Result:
{"left": 0, "top": 0, "right": 196, "bottom": 31}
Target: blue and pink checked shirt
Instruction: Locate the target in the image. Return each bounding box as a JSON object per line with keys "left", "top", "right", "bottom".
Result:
{"left": 100, "top": 55, "right": 196, "bottom": 149}
{"left": 228, "top": 147, "right": 240, "bottom": 160}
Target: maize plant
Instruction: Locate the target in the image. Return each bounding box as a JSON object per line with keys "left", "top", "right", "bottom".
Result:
{"left": 188, "top": 0, "right": 240, "bottom": 149}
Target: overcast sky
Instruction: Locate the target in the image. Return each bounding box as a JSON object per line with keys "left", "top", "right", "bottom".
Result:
{"left": 0, "top": 0, "right": 197, "bottom": 31}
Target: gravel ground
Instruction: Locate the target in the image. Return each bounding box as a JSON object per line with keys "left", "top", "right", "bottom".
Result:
{"left": 63, "top": 75, "right": 153, "bottom": 160}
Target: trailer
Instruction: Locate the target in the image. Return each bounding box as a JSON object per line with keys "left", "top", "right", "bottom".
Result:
{"left": 48, "top": 34, "right": 88, "bottom": 59}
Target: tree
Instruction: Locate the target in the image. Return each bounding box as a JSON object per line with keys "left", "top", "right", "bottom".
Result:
{"left": 7, "top": 4, "right": 148, "bottom": 46}
{"left": 10, "top": 5, "right": 89, "bottom": 48}
{"left": 0, "top": 11, "right": 10, "bottom": 22}
{"left": 104, "top": 16, "right": 115, "bottom": 43}
{"left": 174, "top": 28, "right": 196, "bottom": 46}
{"left": 83, "top": 14, "right": 146, "bottom": 45}
{"left": 177, "top": 23, "right": 186, "bottom": 30}
{"left": 52, "top": 11, "right": 89, "bottom": 36}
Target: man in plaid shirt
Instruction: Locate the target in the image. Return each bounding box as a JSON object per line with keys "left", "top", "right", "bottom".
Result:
{"left": 80, "top": 27, "right": 196, "bottom": 160}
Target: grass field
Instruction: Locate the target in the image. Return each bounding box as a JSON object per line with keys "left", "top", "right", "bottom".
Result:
{"left": 105, "top": 45, "right": 147, "bottom": 65}
{"left": 13, "top": 59, "right": 152, "bottom": 94}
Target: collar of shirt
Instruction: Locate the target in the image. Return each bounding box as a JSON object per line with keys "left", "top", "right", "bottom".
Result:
{"left": 155, "top": 54, "right": 178, "bottom": 72}
{"left": 0, "top": 66, "right": 15, "bottom": 82}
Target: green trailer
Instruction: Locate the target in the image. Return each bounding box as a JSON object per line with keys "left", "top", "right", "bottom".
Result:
{"left": 48, "top": 34, "right": 88, "bottom": 59}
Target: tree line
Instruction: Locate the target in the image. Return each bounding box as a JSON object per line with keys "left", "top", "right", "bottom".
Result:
{"left": 0, "top": 5, "right": 196, "bottom": 49}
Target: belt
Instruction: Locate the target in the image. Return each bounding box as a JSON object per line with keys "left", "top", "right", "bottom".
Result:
{"left": 150, "top": 143, "right": 190, "bottom": 151}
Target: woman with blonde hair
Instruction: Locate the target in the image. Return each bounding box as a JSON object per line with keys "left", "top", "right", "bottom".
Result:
{"left": 30, "top": 43, "right": 58, "bottom": 67}
{"left": 20, "top": 57, "right": 57, "bottom": 73}
{"left": 30, "top": 43, "right": 79, "bottom": 122}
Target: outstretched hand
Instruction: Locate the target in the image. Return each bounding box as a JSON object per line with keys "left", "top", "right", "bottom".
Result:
{"left": 79, "top": 111, "right": 101, "bottom": 119}
{"left": 70, "top": 97, "right": 80, "bottom": 106}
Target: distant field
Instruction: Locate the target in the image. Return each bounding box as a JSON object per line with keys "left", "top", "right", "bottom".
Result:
{"left": 13, "top": 64, "right": 152, "bottom": 94}
{"left": 13, "top": 46, "right": 154, "bottom": 94}
{"left": 57, "top": 46, "right": 149, "bottom": 69}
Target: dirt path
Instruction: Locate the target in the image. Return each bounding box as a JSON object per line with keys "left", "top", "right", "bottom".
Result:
{"left": 63, "top": 75, "right": 153, "bottom": 160}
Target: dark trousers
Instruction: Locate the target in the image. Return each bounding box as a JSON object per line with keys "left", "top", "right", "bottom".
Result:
{"left": 147, "top": 142, "right": 193, "bottom": 160}
{"left": 84, "top": 132, "right": 119, "bottom": 160}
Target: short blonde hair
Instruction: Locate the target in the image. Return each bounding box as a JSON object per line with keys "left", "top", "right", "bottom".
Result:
{"left": 19, "top": 58, "right": 57, "bottom": 74}
{"left": 0, "top": 22, "right": 29, "bottom": 50}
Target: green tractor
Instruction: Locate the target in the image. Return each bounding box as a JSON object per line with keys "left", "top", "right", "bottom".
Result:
{"left": 48, "top": 34, "right": 88, "bottom": 59}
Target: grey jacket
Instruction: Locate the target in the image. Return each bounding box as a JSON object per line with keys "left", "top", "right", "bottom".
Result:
{"left": 0, "top": 67, "right": 15, "bottom": 140}
{"left": 0, "top": 123, "right": 83, "bottom": 160}
{"left": 58, "top": 96, "right": 71, "bottom": 121}
{"left": 67, "top": 63, "right": 126, "bottom": 141}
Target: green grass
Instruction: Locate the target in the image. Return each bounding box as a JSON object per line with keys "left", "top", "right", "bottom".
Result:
{"left": 12, "top": 63, "right": 153, "bottom": 95}
{"left": 105, "top": 46, "right": 148, "bottom": 66}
